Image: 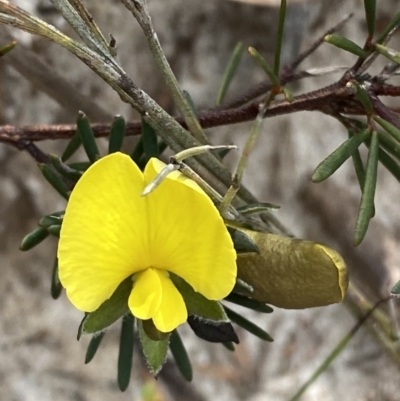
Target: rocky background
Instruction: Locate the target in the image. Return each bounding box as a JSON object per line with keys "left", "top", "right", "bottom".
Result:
{"left": 1, "top": 0, "right": 400, "bottom": 400}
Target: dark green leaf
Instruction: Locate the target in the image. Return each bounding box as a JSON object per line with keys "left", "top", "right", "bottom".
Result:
{"left": 375, "top": 116, "right": 400, "bottom": 143}
{"left": 79, "top": 277, "right": 132, "bottom": 335}
{"left": 183, "top": 90, "right": 198, "bottom": 116}
{"left": 38, "top": 164, "right": 70, "bottom": 200}
{"left": 131, "top": 136, "right": 144, "bottom": 163}
{"left": 109, "top": 115, "right": 126, "bottom": 154}
{"left": 39, "top": 211, "right": 64, "bottom": 228}
{"left": 118, "top": 315, "right": 135, "bottom": 391}
{"left": 170, "top": 274, "right": 230, "bottom": 322}
{"left": 47, "top": 224, "right": 61, "bottom": 238}
{"left": 377, "top": 146, "right": 400, "bottom": 182}
{"left": 222, "top": 342, "right": 235, "bottom": 351}
{"left": 169, "top": 330, "right": 193, "bottom": 381}
{"left": 391, "top": 280, "right": 400, "bottom": 297}
{"left": 354, "top": 131, "right": 379, "bottom": 245}
{"left": 225, "top": 293, "right": 273, "bottom": 313}
{"left": 62, "top": 132, "right": 82, "bottom": 162}
{"left": 224, "top": 306, "right": 274, "bottom": 342}
{"left": 377, "top": 132, "right": 400, "bottom": 161}
{"left": 364, "top": 0, "right": 376, "bottom": 37}
{"left": 187, "top": 315, "right": 239, "bottom": 344}
{"left": 51, "top": 257, "right": 62, "bottom": 299}
{"left": 353, "top": 82, "right": 373, "bottom": 113}
{"left": 138, "top": 320, "right": 170, "bottom": 376}
{"left": 348, "top": 130, "right": 367, "bottom": 192}
{"left": 20, "top": 227, "right": 49, "bottom": 251}
{"left": 228, "top": 228, "right": 259, "bottom": 254}
{"left": 68, "top": 161, "right": 90, "bottom": 171}
{"left": 49, "top": 154, "right": 82, "bottom": 182}
{"left": 218, "top": 147, "right": 233, "bottom": 160}
{"left": 77, "top": 111, "right": 100, "bottom": 163}
{"left": 233, "top": 278, "right": 254, "bottom": 296}
{"left": 274, "top": 0, "right": 287, "bottom": 75}
{"left": 312, "top": 130, "right": 370, "bottom": 183}
{"left": 142, "top": 119, "right": 159, "bottom": 158}
{"left": 216, "top": 41, "right": 245, "bottom": 105}
{"left": 85, "top": 332, "right": 105, "bottom": 364}
{"left": 324, "top": 34, "right": 368, "bottom": 58}
{"left": 142, "top": 319, "right": 170, "bottom": 341}
{"left": 376, "top": 12, "right": 400, "bottom": 44}
{"left": 248, "top": 47, "right": 280, "bottom": 86}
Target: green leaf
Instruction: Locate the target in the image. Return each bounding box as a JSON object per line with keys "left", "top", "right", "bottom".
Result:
{"left": 225, "top": 293, "right": 273, "bottom": 313}
{"left": 376, "top": 12, "right": 400, "bottom": 44}
{"left": 49, "top": 154, "right": 82, "bottom": 182}
{"left": 38, "top": 164, "right": 70, "bottom": 200}
{"left": 216, "top": 41, "right": 245, "bottom": 106}
{"left": 237, "top": 202, "right": 280, "bottom": 215}
{"left": 228, "top": 228, "right": 259, "bottom": 254}
{"left": 85, "top": 332, "right": 105, "bottom": 364}
{"left": 109, "top": 115, "right": 126, "bottom": 154}
{"left": 353, "top": 82, "right": 373, "bottom": 113}
{"left": 131, "top": 136, "right": 144, "bottom": 163}
{"left": 170, "top": 274, "right": 230, "bottom": 322}
{"left": 377, "top": 146, "right": 400, "bottom": 182}
{"left": 233, "top": 278, "right": 254, "bottom": 296}
{"left": 248, "top": 47, "right": 280, "bottom": 86}
{"left": 79, "top": 277, "right": 132, "bottom": 335}
{"left": 77, "top": 111, "right": 100, "bottom": 163}
{"left": 274, "top": 0, "right": 287, "bottom": 75}
{"left": 20, "top": 227, "right": 49, "bottom": 251}
{"left": 138, "top": 320, "right": 170, "bottom": 376}
{"left": 0, "top": 40, "right": 17, "bottom": 57}
{"left": 47, "top": 224, "right": 61, "bottom": 238}
{"left": 118, "top": 315, "right": 135, "bottom": 391}
{"left": 142, "top": 319, "right": 170, "bottom": 341}
{"left": 169, "top": 330, "right": 193, "bottom": 381}
{"left": 363, "top": 0, "right": 376, "bottom": 37}
{"left": 375, "top": 116, "right": 400, "bottom": 143}
{"left": 377, "top": 132, "right": 400, "bottom": 161}
{"left": 354, "top": 131, "right": 379, "bottom": 245}
{"left": 50, "top": 257, "right": 62, "bottom": 299}
{"left": 183, "top": 90, "right": 198, "bottom": 116}
{"left": 348, "top": 130, "right": 367, "bottom": 193}
{"left": 324, "top": 34, "right": 368, "bottom": 58}
{"left": 312, "top": 130, "right": 370, "bottom": 183}
{"left": 39, "top": 211, "right": 64, "bottom": 228}
{"left": 391, "top": 280, "right": 400, "bottom": 297}
{"left": 62, "top": 131, "right": 82, "bottom": 162}
{"left": 68, "top": 161, "right": 90, "bottom": 171}
{"left": 142, "top": 119, "right": 159, "bottom": 158}
{"left": 221, "top": 342, "right": 235, "bottom": 351}
{"left": 187, "top": 315, "right": 239, "bottom": 344}
{"left": 374, "top": 44, "right": 400, "bottom": 65}
{"left": 224, "top": 306, "right": 274, "bottom": 342}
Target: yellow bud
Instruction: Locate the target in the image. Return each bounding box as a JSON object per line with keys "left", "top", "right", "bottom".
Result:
{"left": 236, "top": 229, "right": 348, "bottom": 309}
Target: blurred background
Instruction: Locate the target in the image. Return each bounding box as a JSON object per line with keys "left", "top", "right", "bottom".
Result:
{"left": 1, "top": 0, "right": 400, "bottom": 399}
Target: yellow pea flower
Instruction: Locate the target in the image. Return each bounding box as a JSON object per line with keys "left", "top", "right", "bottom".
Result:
{"left": 58, "top": 152, "right": 237, "bottom": 333}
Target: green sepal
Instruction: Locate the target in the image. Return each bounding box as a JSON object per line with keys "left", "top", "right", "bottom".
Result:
{"left": 375, "top": 116, "right": 400, "bottom": 144}
{"left": 109, "top": 115, "right": 126, "bottom": 154}
{"left": 138, "top": 320, "right": 170, "bottom": 376}
{"left": 354, "top": 131, "right": 379, "bottom": 245}
{"left": 187, "top": 315, "right": 239, "bottom": 344}
{"left": 77, "top": 111, "right": 100, "bottom": 164}
{"left": 142, "top": 319, "right": 170, "bottom": 341}
{"left": 324, "top": 34, "right": 368, "bottom": 58}
{"left": 169, "top": 330, "right": 193, "bottom": 381}
{"left": 85, "top": 332, "right": 105, "bottom": 364}
{"left": 68, "top": 161, "right": 91, "bottom": 171}
{"left": 118, "top": 315, "right": 135, "bottom": 391}
{"left": 248, "top": 46, "right": 280, "bottom": 86}
{"left": 216, "top": 41, "right": 245, "bottom": 106}
{"left": 62, "top": 131, "right": 82, "bottom": 162}
{"left": 353, "top": 82, "right": 373, "bottom": 113}
{"left": 39, "top": 211, "right": 64, "bottom": 228}
{"left": 38, "top": 164, "right": 70, "bottom": 200}
{"left": 237, "top": 202, "right": 280, "bottom": 215}
{"left": 47, "top": 224, "right": 61, "bottom": 238}
{"left": 142, "top": 119, "right": 159, "bottom": 158}
{"left": 170, "top": 274, "right": 230, "bottom": 323}
{"left": 49, "top": 154, "right": 82, "bottom": 182}
{"left": 50, "top": 257, "right": 62, "bottom": 299}
{"left": 312, "top": 129, "right": 370, "bottom": 183}
{"left": 130, "top": 136, "right": 144, "bottom": 163}
{"left": 0, "top": 40, "right": 17, "bottom": 57}
{"left": 222, "top": 342, "right": 235, "bottom": 351}
{"left": 228, "top": 228, "right": 259, "bottom": 254}
{"left": 391, "top": 280, "right": 400, "bottom": 297}
{"left": 363, "top": 0, "right": 376, "bottom": 37}
{"left": 374, "top": 44, "right": 400, "bottom": 64}
{"left": 224, "top": 306, "right": 274, "bottom": 342}
{"left": 78, "top": 277, "right": 132, "bottom": 335}
{"left": 20, "top": 227, "right": 49, "bottom": 251}
{"left": 225, "top": 293, "right": 273, "bottom": 313}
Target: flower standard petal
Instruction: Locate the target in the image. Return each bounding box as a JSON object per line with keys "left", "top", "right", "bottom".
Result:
{"left": 58, "top": 152, "right": 151, "bottom": 312}
{"left": 152, "top": 271, "right": 187, "bottom": 333}
{"left": 143, "top": 158, "right": 237, "bottom": 300}
{"left": 128, "top": 268, "right": 162, "bottom": 320}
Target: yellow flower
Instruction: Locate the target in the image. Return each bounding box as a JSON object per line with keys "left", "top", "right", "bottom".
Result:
{"left": 58, "top": 152, "right": 237, "bottom": 333}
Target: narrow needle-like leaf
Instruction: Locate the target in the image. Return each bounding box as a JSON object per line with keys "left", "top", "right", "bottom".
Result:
{"left": 118, "top": 316, "right": 135, "bottom": 391}
{"left": 363, "top": 0, "right": 376, "bottom": 38}
{"left": 169, "top": 330, "right": 193, "bottom": 382}
{"left": 108, "top": 115, "right": 126, "bottom": 154}
{"left": 324, "top": 34, "right": 368, "bottom": 58}
{"left": 77, "top": 111, "right": 100, "bottom": 163}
